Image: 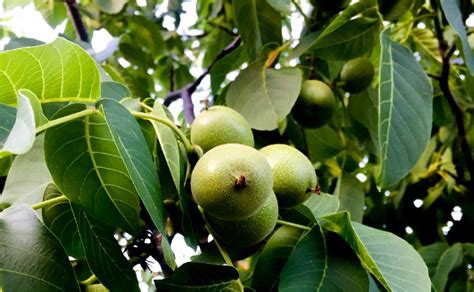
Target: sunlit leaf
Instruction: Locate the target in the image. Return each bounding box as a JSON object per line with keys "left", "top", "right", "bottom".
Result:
{"left": 0, "top": 90, "right": 37, "bottom": 157}
{"left": 226, "top": 60, "right": 302, "bottom": 130}
{"left": 1, "top": 135, "right": 52, "bottom": 207}
{"left": 0, "top": 38, "right": 100, "bottom": 105}
{"left": 411, "top": 28, "right": 442, "bottom": 63}
{"left": 151, "top": 102, "right": 181, "bottom": 195}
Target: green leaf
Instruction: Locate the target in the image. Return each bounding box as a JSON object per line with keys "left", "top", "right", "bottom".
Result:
{"left": 124, "top": 15, "right": 166, "bottom": 60}
{"left": 154, "top": 262, "right": 240, "bottom": 291}
{"left": 233, "top": 0, "right": 282, "bottom": 59}
{"left": 319, "top": 233, "right": 370, "bottom": 291}
{"left": 3, "top": 0, "right": 31, "bottom": 10}
{"left": 0, "top": 155, "right": 13, "bottom": 177}
{"left": 295, "top": 193, "right": 340, "bottom": 223}
{"left": 70, "top": 203, "right": 139, "bottom": 292}
{"left": 319, "top": 212, "right": 431, "bottom": 291}
{"left": 0, "top": 90, "right": 37, "bottom": 158}
{"left": 267, "top": 0, "right": 291, "bottom": 15}
{"left": 378, "top": 28, "right": 433, "bottom": 188}
{"left": 0, "top": 105, "right": 16, "bottom": 150}
{"left": 4, "top": 37, "right": 44, "bottom": 50}
{"left": 22, "top": 89, "right": 48, "bottom": 127}
{"left": 252, "top": 225, "right": 303, "bottom": 291}
{"left": 441, "top": 0, "right": 474, "bottom": 74}
{"left": 41, "top": 184, "right": 139, "bottom": 291}
{"left": 0, "top": 38, "right": 100, "bottom": 105}
{"left": 44, "top": 103, "right": 141, "bottom": 235}
{"left": 210, "top": 45, "right": 246, "bottom": 95}
{"left": 418, "top": 242, "right": 449, "bottom": 276}
{"left": 432, "top": 243, "right": 464, "bottom": 292}
{"left": 0, "top": 135, "right": 52, "bottom": 207}
{"left": 0, "top": 204, "right": 80, "bottom": 291}
{"left": 202, "top": 29, "right": 234, "bottom": 68}
{"left": 151, "top": 102, "right": 181, "bottom": 195}
{"left": 34, "top": 0, "right": 67, "bottom": 28}
{"left": 348, "top": 88, "right": 378, "bottom": 148}
{"left": 42, "top": 184, "right": 85, "bottom": 259}
{"left": 289, "top": 30, "right": 321, "bottom": 60}
{"left": 335, "top": 173, "right": 365, "bottom": 223}
{"left": 101, "top": 81, "right": 131, "bottom": 101}
{"left": 310, "top": 0, "right": 383, "bottom": 60}
{"left": 279, "top": 225, "right": 327, "bottom": 291}
{"left": 411, "top": 28, "right": 442, "bottom": 63}
{"left": 96, "top": 0, "right": 128, "bottom": 14}
{"left": 99, "top": 99, "right": 175, "bottom": 269}
{"left": 305, "top": 125, "right": 344, "bottom": 162}
{"left": 226, "top": 60, "right": 302, "bottom": 130}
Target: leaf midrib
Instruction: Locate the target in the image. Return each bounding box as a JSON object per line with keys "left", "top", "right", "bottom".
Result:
{"left": 84, "top": 114, "right": 133, "bottom": 230}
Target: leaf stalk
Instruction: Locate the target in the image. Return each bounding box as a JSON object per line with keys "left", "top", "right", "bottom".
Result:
{"left": 31, "top": 195, "right": 68, "bottom": 210}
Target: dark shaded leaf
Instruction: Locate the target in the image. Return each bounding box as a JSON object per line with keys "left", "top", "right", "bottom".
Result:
{"left": 155, "top": 262, "right": 240, "bottom": 291}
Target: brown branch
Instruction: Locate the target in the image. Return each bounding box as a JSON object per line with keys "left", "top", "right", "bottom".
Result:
{"left": 163, "top": 36, "right": 241, "bottom": 124}
{"left": 433, "top": 10, "right": 474, "bottom": 186}
{"left": 64, "top": 0, "right": 89, "bottom": 42}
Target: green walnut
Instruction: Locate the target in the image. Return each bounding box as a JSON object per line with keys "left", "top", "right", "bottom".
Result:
{"left": 206, "top": 193, "right": 278, "bottom": 248}
{"left": 190, "top": 105, "right": 254, "bottom": 153}
{"left": 191, "top": 143, "right": 273, "bottom": 220}
{"left": 260, "top": 144, "right": 317, "bottom": 208}
{"left": 291, "top": 80, "right": 336, "bottom": 128}
{"left": 340, "top": 58, "right": 375, "bottom": 93}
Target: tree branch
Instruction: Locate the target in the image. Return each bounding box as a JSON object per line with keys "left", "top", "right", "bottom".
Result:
{"left": 65, "top": 0, "right": 89, "bottom": 42}
{"left": 163, "top": 36, "right": 241, "bottom": 124}
{"left": 433, "top": 11, "right": 474, "bottom": 186}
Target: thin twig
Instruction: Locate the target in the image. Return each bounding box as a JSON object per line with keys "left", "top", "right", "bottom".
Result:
{"left": 433, "top": 9, "right": 474, "bottom": 187}
{"left": 163, "top": 36, "right": 241, "bottom": 124}
{"left": 64, "top": 0, "right": 89, "bottom": 42}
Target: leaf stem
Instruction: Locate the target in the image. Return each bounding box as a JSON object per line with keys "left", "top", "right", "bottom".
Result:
{"left": 140, "top": 102, "right": 153, "bottom": 112}
{"left": 35, "top": 108, "right": 98, "bottom": 134}
{"left": 80, "top": 274, "right": 97, "bottom": 286}
{"left": 198, "top": 207, "right": 245, "bottom": 291}
{"left": 31, "top": 195, "right": 68, "bottom": 210}
{"left": 432, "top": 5, "right": 474, "bottom": 187}
{"left": 131, "top": 111, "right": 194, "bottom": 154}
{"left": 276, "top": 219, "right": 312, "bottom": 231}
